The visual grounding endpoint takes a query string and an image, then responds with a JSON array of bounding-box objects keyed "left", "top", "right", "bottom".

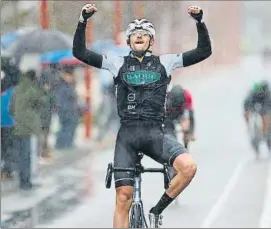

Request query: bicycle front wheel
[
  {"left": 250, "top": 113, "right": 262, "bottom": 154},
  {"left": 129, "top": 203, "right": 143, "bottom": 228}
]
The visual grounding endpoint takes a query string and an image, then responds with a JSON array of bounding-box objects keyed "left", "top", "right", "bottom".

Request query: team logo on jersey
[
  {"left": 123, "top": 71, "right": 161, "bottom": 85},
  {"left": 129, "top": 66, "right": 135, "bottom": 71},
  {"left": 127, "top": 93, "right": 135, "bottom": 102}
]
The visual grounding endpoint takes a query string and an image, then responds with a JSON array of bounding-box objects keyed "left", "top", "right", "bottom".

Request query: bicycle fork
[{"left": 130, "top": 176, "right": 149, "bottom": 228}]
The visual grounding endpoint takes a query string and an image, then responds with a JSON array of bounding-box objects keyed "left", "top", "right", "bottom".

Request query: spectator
[
  {"left": 10, "top": 70, "right": 45, "bottom": 190},
  {"left": 55, "top": 67, "right": 79, "bottom": 149},
  {"left": 1, "top": 54, "right": 19, "bottom": 180},
  {"left": 1, "top": 53, "right": 19, "bottom": 93},
  {"left": 39, "top": 64, "right": 60, "bottom": 161},
  {"left": 1, "top": 87, "right": 16, "bottom": 179}
]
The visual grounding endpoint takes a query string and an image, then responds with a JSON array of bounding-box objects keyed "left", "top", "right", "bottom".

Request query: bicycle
[
  {"left": 175, "top": 123, "right": 191, "bottom": 150},
  {"left": 105, "top": 152, "right": 171, "bottom": 228},
  {"left": 248, "top": 103, "right": 265, "bottom": 159}
]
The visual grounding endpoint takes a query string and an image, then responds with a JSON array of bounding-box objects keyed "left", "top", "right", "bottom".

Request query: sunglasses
[{"left": 131, "top": 30, "right": 151, "bottom": 37}]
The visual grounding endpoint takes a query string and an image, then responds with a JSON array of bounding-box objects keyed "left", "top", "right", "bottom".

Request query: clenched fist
[
  {"left": 79, "top": 4, "right": 98, "bottom": 23},
  {"left": 188, "top": 6, "right": 203, "bottom": 23}
]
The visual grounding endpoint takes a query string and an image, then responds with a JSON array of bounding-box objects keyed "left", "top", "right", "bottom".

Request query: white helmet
[{"left": 125, "top": 19, "right": 155, "bottom": 43}]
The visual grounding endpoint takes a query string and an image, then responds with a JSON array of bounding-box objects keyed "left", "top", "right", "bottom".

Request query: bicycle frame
[
  {"left": 105, "top": 153, "right": 171, "bottom": 228},
  {"left": 250, "top": 103, "right": 263, "bottom": 139},
  {"left": 130, "top": 163, "right": 148, "bottom": 228}
]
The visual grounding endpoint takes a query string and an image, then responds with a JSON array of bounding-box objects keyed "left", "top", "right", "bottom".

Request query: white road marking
[
  {"left": 259, "top": 159, "right": 271, "bottom": 228},
  {"left": 201, "top": 159, "right": 247, "bottom": 228}
]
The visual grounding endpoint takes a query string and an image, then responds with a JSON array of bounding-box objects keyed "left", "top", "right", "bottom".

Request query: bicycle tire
[
  {"left": 251, "top": 113, "right": 262, "bottom": 155},
  {"left": 129, "top": 203, "right": 143, "bottom": 228}
]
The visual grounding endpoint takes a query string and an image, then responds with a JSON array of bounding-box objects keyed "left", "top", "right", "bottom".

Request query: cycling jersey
[
  {"left": 244, "top": 89, "right": 271, "bottom": 115},
  {"left": 73, "top": 21, "right": 211, "bottom": 123},
  {"left": 184, "top": 89, "right": 193, "bottom": 110},
  {"left": 164, "top": 88, "right": 194, "bottom": 137},
  {"left": 166, "top": 88, "right": 193, "bottom": 120}
]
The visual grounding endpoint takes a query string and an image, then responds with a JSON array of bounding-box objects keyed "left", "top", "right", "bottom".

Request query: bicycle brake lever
[
  {"left": 163, "top": 164, "right": 171, "bottom": 189},
  {"left": 105, "top": 163, "right": 113, "bottom": 189}
]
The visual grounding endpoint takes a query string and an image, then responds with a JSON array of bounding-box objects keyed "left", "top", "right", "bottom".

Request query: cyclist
[
  {"left": 243, "top": 80, "right": 271, "bottom": 153},
  {"left": 165, "top": 85, "right": 195, "bottom": 206},
  {"left": 165, "top": 85, "right": 195, "bottom": 150},
  {"left": 73, "top": 4, "right": 211, "bottom": 228}
]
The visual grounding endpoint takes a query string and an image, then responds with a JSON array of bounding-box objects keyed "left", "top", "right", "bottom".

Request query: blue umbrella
[
  {"left": 5, "top": 29, "right": 73, "bottom": 64},
  {"left": 40, "top": 49, "right": 71, "bottom": 64},
  {"left": 40, "top": 49, "right": 83, "bottom": 66},
  {"left": 40, "top": 39, "right": 115, "bottom": 66},
  {"left": 1, "top": 33, "right": 18, "bottom": 49},
  {"left": 1, "top": 27, "right": 36, "bottom": 49},
  {"left": 90, "top": 39, "right": 115, "bottom": 53}
]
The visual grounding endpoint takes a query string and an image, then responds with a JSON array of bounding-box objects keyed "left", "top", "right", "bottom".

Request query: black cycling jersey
[
  {"left": 244, "top": 89, "right": 271, "bottom": 115},
  {"left": 73, "top": 21, "right": 211, "bottom": 123}
]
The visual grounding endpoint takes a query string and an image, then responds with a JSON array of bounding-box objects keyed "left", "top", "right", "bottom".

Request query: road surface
[{"left": 39, "top": 58, "right": 271, "bottom": 228}]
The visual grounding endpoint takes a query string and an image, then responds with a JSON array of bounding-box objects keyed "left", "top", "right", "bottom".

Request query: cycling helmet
[
  {"left": 125, "top": 18, "right": 155, "bottom": 44},
  {"left": 169, "top": 85, "right": 186, "bottom": 107}
]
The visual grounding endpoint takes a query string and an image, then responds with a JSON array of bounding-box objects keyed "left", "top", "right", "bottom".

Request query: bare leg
[
  {"left": 150, "top": 153, "right": 197, "bottom": 215},
  {"left": 166, "top": 153, "right": 197, "bottom": 197},
  {"left": 113, "top": 186, "right": 134, "bottom": 228}
]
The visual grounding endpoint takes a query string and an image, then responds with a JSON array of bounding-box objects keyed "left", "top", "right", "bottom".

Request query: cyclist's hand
[
  {"left": 79, "top": 4, "right": 97, "bottom": 23},
  {"left": 188, "top": 6, "right": 203, "bottom": 23}
]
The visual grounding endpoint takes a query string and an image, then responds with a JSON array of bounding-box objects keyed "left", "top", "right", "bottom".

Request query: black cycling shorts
[
  {"left": 164, "top": 120, "right": 177, "bottom": 139},
  {"left": 113, "top": 121, "right": 187, "bottom": 188}
]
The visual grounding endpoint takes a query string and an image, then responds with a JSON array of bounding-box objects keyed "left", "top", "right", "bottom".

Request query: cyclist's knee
[
  {"left": 173, "top": 153, "right": 197, "bottom": 178},
  {"left": 116, "top": 186, "right": 133, "bottom": 210}
]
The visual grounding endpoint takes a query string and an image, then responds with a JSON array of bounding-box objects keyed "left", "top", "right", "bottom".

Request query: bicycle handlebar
[
  {"left": 105, "top": 163, "right": 171, "bottom": 190},
  {"left": 113, "top": 167, "right": 164, "bottom": 173}
]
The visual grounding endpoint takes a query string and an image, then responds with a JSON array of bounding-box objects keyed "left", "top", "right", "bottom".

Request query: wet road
[{"left": 40, "top": 59, "right": 271, "bottom": 228}]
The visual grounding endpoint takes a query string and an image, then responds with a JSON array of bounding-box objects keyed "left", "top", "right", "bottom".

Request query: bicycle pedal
[{"left": 158, "top": 215, "right": 163, "bottom": 225}]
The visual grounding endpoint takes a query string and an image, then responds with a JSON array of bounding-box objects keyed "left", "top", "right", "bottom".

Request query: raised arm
[
  {"left": 73, "top": 21, "right": 103, "bottom": 68},
  {"left": 72, "top": 4, "right": 124, "bottom": 76},
  {"left": 159, "top": 6, "right": 212, "bottom": 77},
  {"left": 182, "top": 21, "right": 211, "bottom": 67}
]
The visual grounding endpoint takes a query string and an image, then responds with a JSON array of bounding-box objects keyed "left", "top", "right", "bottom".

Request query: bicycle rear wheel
[
  {"left": 250, "top": 113, "right": 262, "bottom": 156},
  {"left": 129, "top": 203, "right": 143, "bottom": 228}
]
